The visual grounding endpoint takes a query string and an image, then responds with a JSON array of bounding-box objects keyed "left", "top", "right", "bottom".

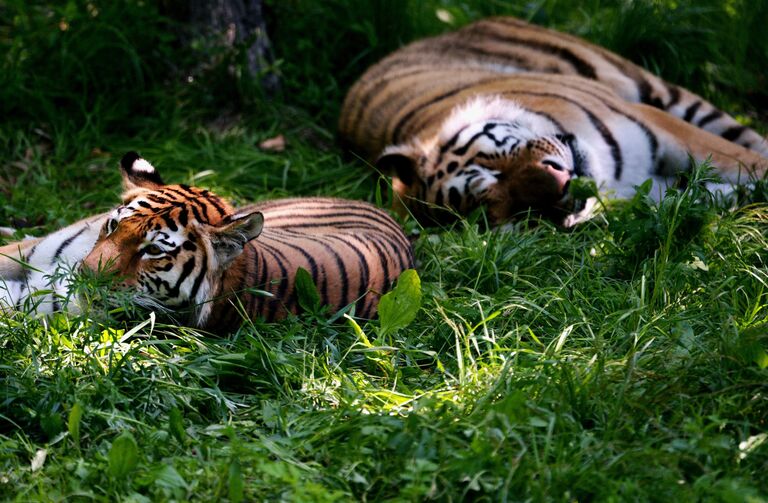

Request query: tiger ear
[
  {"left": 210, "top": 208, "right": 264, "bottom": 267},
  {"left": 376, "top": 145, "right": 420, "bottom": 187},
  {"left": 120, "top": 151, "right": 165, "bottom": 192}
]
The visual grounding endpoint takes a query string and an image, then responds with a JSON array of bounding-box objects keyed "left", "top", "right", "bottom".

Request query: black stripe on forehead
[
  {"left": 170, "top": 186, "right": 229, "bottom": 221},
  {"left": 391, "top": 77, "right": 509, "bottom": 143},
  {"left": 127, "top": 185, "right": 231, "bottom": 226}
]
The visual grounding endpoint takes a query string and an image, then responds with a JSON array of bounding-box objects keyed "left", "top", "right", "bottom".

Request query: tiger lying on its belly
[
  {"left": 0, "top": 153, "right": 414, "bottom": 329},
  {"left": 339, "top": 16, "right": 768, "bottom": 226}
]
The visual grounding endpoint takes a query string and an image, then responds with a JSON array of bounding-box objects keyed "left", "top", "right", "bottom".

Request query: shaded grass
[{"left": 2, "top": 0, "right": 768, "bottom": 500}]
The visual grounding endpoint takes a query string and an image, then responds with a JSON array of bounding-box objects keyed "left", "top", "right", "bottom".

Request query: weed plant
[{"left": 1, "top": 0, "right": 767, "bottom": 500}]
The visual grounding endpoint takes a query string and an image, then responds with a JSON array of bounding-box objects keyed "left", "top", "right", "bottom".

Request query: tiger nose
[
  {"left": 81, "top": 253, "right": 111, "bottom": 275},
  {"left": 81, "top": 246, "right": 120, "bottom": 276},
  {"left": 541, "top": 160, "right": 572, "bottom": 193},
  {"left": 80, "top": 255, "right": 136, "bottom": 288},
  {"left": 80, "top": 254, "right": 100, "bottom": 275}
]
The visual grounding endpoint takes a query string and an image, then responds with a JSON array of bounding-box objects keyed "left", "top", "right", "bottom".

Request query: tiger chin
[
  {"left": 340, "top": 16, "right": 768, "bottom": 227},
  {"left": 1, "top": 152, "right": 414, "bottom": 330}
]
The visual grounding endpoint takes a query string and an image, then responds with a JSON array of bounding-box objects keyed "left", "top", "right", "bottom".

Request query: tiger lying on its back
[
  {"left": 340, "top": 16, "right": 768, "bottom": 226},
  {"left": 0, "top": 153, "right": 414, "bottom": 329}
]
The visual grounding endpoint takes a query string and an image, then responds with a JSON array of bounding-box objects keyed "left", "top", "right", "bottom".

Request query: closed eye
[
  {"left": 542, "top": 160, "right": 566, "bottom": 172},
  {"left": 104, "top": 218, "right": 118, "bottom": 235}
]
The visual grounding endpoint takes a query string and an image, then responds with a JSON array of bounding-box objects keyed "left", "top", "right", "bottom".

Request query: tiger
[
  {"left": 0, "top": 152, "right": 414, "bottom": 329},
  {"left": 0, "top": 214, "right": 107, "bottom": 315},
  {"left": 339, "top": 16, "right": 768, "bottom": 226}
]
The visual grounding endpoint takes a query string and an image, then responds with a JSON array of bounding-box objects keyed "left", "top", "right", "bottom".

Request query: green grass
[{"left": 2, "top": 0, "right": 768, "bottom": 501}]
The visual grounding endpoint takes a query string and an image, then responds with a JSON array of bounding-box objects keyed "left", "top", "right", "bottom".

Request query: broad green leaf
[
  {"left": 228, "top": 458, "right": 244, "bottom": 503},
  {"left": 569, "top": 176, "right": 598, "bottom": 200},
  {"left": 152, "top": 464, "right": 188, "bottom": 490},
  {"left": 378, "top": 269, "right": 422, "bottom": 337},
  {"left": 168, "top": 407, "right": 186, "bottom": 444},
  {"left": 68, "top": 402, "right": 83, "bottom": 449},
  {"left": 294, "top": 267, "right": 321, "bottom": 312},
  {"left": 109, "top": 431, "right": 139, "bottom": 479}
]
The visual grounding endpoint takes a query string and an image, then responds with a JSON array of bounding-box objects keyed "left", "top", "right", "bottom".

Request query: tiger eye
[{"left": 143, "top": 244, "right": 163, "bottom": 256}]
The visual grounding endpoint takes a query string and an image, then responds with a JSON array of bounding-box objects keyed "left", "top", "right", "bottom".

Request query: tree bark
[{"left": 166, "top": 0, "right": 279, "bottom": 94}]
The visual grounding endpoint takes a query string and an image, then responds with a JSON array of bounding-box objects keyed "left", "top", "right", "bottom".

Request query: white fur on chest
[{"left": 0, "top": 214, "right": 106, "bottom": 315}]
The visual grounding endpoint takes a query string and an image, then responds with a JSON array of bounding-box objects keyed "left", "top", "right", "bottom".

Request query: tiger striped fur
[
  {"left": 0, "top": 214, "right": 107, "bottom": 314},
  {"left": 340, "top": 16, "right": 768, "bottom": 226},
  {"left": 1, "top": 153, "right": 414, "bottom": 329}
]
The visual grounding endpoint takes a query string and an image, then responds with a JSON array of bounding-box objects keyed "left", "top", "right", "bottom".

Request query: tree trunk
[{"left": 166, "top": 0, "right": 279, "bottom": 94}]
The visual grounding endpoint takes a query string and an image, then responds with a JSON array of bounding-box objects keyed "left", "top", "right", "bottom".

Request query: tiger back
[
  {"left": 77, "top": 153, "right": 414, "bottom": 329},
  {"left": 340, "top": 16, "right": 768, "bottom": 226}
]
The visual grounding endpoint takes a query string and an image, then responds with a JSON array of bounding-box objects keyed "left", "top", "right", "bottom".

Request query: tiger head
[
  {"left": 377, "top": 96, "right": 593, "bottom": 226},
  {"left": 81, "top": 152, "right": 264, "bottom": 325}
]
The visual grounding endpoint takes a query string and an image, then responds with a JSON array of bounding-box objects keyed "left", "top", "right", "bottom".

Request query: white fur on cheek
[{"left": 442, "top": 166, "right": 501, "bottom": 199}]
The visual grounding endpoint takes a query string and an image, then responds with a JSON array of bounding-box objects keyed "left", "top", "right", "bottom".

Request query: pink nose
[
  {"left": 81, "top": 253, "right": 107, "bottom": 275},
  {"left": 81, "top": 244, "right": 120, "bottom": 276},
  {"left": 542, "top": 161, "right": 572, "bottom": 193}
]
